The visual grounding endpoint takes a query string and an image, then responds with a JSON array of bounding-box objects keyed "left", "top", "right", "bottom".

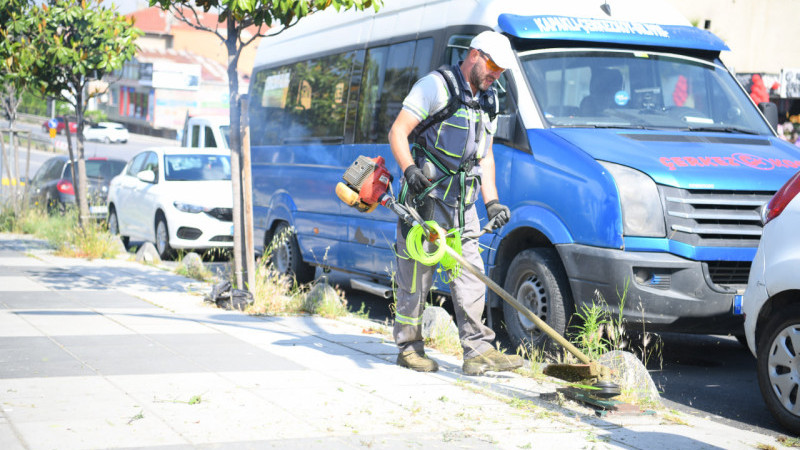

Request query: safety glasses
[{"left": 478, "top": 50, "right": 504, "bottom": 72}]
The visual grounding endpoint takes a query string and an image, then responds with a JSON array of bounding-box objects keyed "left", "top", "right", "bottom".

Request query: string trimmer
[{"left": 335, "top": 156, "right": 621, "bottom": 398}]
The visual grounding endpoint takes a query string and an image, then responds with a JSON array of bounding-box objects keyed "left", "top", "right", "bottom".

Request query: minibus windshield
[{"left": 520, "top": 49, "right": 773, "bottom": 135}]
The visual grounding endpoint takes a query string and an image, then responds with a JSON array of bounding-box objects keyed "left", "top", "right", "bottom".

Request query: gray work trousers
[{"left": 393, "top": 199, "right": 495, "bottom": 359}]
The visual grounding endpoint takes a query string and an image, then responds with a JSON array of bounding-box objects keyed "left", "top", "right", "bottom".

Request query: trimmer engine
[{"left": 336, "top": 156, "right": 393, "bottom": 212}]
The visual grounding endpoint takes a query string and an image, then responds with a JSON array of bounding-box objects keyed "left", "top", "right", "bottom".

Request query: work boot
[
  {"left": 462, "top": 348, "right": 524, "bottom": 376},
  {"left": 397, "top": 350, "right": 439, "bottom": 372}
]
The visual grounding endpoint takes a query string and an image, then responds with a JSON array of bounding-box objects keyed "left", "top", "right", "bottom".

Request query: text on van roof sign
[{"left": 499, "top": 14, "right": 729, "bottom": 52}]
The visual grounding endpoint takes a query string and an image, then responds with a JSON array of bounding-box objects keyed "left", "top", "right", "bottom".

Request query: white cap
[{"left": 470, "top": 31, "right": 515, "bottom": 70}]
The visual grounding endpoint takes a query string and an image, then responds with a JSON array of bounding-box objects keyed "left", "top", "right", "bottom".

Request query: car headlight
[
  {"left": 599, "top": 161, "right": 666, "bottom": 237},
  {"left": 173, "top": 201, "right": 207, "bottom": 214}
]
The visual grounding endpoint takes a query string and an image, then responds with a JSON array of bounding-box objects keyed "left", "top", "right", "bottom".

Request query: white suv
[{"left": 742, "top": 169, "right": 800, "bottom": 434}]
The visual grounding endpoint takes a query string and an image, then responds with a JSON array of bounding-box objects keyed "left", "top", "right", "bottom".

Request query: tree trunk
[{"left": 74, "top": 84, "right": 90, "bottom": 227}]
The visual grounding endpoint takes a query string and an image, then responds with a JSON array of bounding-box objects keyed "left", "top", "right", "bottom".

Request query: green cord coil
[{"left": 405, "top": 221, "right": 462, "bottom": 279}]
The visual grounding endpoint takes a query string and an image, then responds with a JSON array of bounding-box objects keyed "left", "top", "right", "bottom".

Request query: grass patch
[{"left": 1, "top": 204, "right": 118, "bottom": 259}]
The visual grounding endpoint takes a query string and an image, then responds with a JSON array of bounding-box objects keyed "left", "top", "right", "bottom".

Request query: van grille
[{"left": 659, "top": 186, "right": 773, "bottom": 248}]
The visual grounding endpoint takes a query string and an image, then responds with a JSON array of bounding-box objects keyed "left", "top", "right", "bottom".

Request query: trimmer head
[{"left": 591, "top": 380, "right": 622, "bottom": 399}]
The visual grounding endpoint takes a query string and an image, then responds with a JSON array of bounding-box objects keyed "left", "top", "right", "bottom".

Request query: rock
[
  {"left": 111, "top": 236, "right": 128, "bottom": 255},
  {"left": 598, "top": 350, "right": 661, "bottom": 407},
  {"left": 182, "top": 252, "right": 203, "bottom": 271},
  {"left": 135, "top": 242, "right": 161, "bottom": 265},
  {"left": 422, "top": 306, "right": 458, "bottom": 341},
  {"left": 304, "top": 282, "right": 341, "bottom": 313}
]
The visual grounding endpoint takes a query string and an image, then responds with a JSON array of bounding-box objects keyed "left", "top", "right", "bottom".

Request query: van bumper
[{"left": 556, "top": 243, "right": 742, "bottom": 334}]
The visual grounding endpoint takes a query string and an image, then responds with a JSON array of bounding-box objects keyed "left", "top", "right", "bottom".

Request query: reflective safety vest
[{"left": 400, "top": 64, "right": 499, "bottom": 228}]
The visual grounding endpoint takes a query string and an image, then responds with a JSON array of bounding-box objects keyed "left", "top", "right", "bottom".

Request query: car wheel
[
  {"left": 107, "top": 207, "right": 129, "bottom": 249},
  {"left": 757, "top": 307, "right": 800, "bottom": 434},
  {"left": 268, "top": 221, "right": 315, "bottom": 284},
  {"left": 155, "top": 215, "right": 173, "bottom": 259},
  {"left": 502, "top": 248, "right": 574, "bottom": 351}
]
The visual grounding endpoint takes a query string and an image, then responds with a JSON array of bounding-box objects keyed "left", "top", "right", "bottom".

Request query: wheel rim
[
  {"left": 516, "top": 272, "right": 548, "bottom": 337},
  {"left": 156, "top": 220, "right": 168, "bottom": 255},
  {"left": 273, "top": 238, "right": 291, "bottom": 274},
  {"left": 767, "top": 324, "right": 800, "bottom": 417}
]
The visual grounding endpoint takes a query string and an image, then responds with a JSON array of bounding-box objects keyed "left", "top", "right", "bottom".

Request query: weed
[
  {"left": 756, "top": 444, "right": 777, "bottom": 450},
  {"left": 247, "top": 255, "right": 305, "bottom": 315},
  {"left": 1, "top": 205, "right": 118, "bottom": 259},
  {"left": 127, "top": 410, "right": 144, "bottom": 425},
  {"left": 175, "top": 261, "right": 214, "bottom": 282},
  {"left": 778, "top": 436, "right": 800, "bottom": 448},
  {"left": 661, "top": 413, "right": 689, "bottom": 426}
]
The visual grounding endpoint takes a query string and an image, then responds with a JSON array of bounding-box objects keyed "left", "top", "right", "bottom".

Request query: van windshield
[{"left": 520, "top": 49, "right": 773, "bottom": 135}]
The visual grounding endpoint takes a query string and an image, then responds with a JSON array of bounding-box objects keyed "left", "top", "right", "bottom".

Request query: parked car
[
  {"left": 106, "top": 147, "right": 233, "bottom": 258},
  {"left": 742, "top": 169, "right": 800, "bottom": 434},
  {"left": 28, "top": 156, "right": 127, "bottom": 219},
  {"left": 82, "top": 122, "right": 129, "bottom": 144},
  {"left": 41, "top": 116, "right": 77, "bottom": 135}
]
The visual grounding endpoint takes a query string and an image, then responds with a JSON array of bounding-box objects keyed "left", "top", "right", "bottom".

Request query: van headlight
[
  {"left": 599, "top": 161, "right": 666, "bottom": 237},
  {"left": 173, "top": 201, "right": 206, "bottom": 214}
]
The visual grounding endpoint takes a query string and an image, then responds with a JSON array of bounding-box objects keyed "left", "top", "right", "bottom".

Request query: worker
[{"left": 388, "top": 31, "right": 523, "bottom": 375}]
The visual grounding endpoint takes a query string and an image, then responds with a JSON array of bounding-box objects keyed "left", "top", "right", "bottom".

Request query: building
[
  {"left": 668, "top": 0, "right": 800, "bottom": 126},
  {"left": 95, "top": 6, "right": 262, "bottom": 138}
]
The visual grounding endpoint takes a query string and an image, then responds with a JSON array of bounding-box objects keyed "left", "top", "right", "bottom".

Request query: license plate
[{"left": 90, "top": 205, "right": 108, "bottom": 215}]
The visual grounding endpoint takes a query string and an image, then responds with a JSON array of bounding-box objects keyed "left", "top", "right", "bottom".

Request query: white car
[
  {"left": 742, "top": 169, "right": 800, "bottom": 434},
  {"left": 107, "top": 147, "right": 233, "bottom": 258},
  {"left": 83, "top": 122, "right": 129, "bottom": 144}
]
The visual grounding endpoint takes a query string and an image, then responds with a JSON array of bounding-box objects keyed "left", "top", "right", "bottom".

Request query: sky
[{"left": 107, "top": 0, "right": 149, "bottom": 15}]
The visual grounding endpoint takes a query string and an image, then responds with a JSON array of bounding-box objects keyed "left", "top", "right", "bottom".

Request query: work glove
[
  {"left": 404, "top": 165, "right": 432, "bottom": 197},
  {"left": 485, "top": 200, "right": 510, "bottom": 229}
]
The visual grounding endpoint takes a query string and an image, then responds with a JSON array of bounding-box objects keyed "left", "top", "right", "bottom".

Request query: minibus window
[
  {"left": 355, "top": 39, "right": 434, "bottom": 144},
  {"left": 249, "top": 50, "right": 359, "bottom": 145}
]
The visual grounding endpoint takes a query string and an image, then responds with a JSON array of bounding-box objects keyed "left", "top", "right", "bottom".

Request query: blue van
[{"left": 246, "top": 0, "right": 800, "bottom": 348}]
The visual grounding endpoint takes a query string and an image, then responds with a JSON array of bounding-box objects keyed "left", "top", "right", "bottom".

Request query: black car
[{"left": 29, "top": 156, "right": 126, "bottom": 219}]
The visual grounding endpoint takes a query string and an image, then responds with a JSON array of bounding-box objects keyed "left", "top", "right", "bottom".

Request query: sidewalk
[{"left": 0, "top": 233, "right": 788, "bottom": 449}]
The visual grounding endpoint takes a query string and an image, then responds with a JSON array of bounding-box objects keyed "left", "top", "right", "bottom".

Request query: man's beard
[{"left": 469, "top": 64, "right": 492, "bottom": 92}]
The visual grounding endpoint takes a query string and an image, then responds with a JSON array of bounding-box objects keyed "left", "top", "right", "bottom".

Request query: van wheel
[
  {"left": 502, "top": 248, "right": 573, "bottom": 351},
  {"left": 757, "top": 306, "right": 800, "bottom": 435},
  {"left": 269, "top": 222, "right": 315, "bottom": 284}
]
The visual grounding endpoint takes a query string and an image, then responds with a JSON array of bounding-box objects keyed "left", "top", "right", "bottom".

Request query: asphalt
[{"left": 0, "top": 232, "right": 791, "bottom": 449}]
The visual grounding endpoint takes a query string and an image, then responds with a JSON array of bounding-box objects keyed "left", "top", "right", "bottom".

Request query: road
[{"left": 1, "top": 118, "right": 177, "bottom": 182}]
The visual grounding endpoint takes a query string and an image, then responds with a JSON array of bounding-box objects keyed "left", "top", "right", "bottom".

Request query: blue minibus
[{"left": 246, "top": 0, "right": 800, "bottom": 348}]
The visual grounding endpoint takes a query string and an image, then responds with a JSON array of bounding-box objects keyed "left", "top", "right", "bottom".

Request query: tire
[
  {"left": 155, "top": 215, "right": 173, "bottom": 259},
  {"left": 269, "top": 221, "right": 315, "bottom": 284},
  {"left": 757, "top": 307, "right": 800, "bottom": 434},
  {"left": 107, "top": 207, "right": 129, "bottom": 249},
  {"left": 502, "top": 248, "right": 574, "bottom": 351}
]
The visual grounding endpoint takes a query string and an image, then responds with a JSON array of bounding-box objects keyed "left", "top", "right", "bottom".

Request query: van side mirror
[
  {"left": 495, "top": 114, "right": 516, "bottom": 143},
  {"left": 136, "top": 170, "right": 156, "bottom": 183},
  {"left": 758, "top": 102, "right": 778, "bottom": 132}
]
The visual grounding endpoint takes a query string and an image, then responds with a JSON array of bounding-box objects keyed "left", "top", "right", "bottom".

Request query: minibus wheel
[
  {"left": 269, "top": 221, "right": 315, "bottom": 284},
  {"left": 502, "top": 247, "right": 573, "bottom": 351}
]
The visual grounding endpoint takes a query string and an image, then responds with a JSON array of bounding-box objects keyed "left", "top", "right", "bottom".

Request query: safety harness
[{"left": 399, "top": 65, "right": 498, "bottom": 233}]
